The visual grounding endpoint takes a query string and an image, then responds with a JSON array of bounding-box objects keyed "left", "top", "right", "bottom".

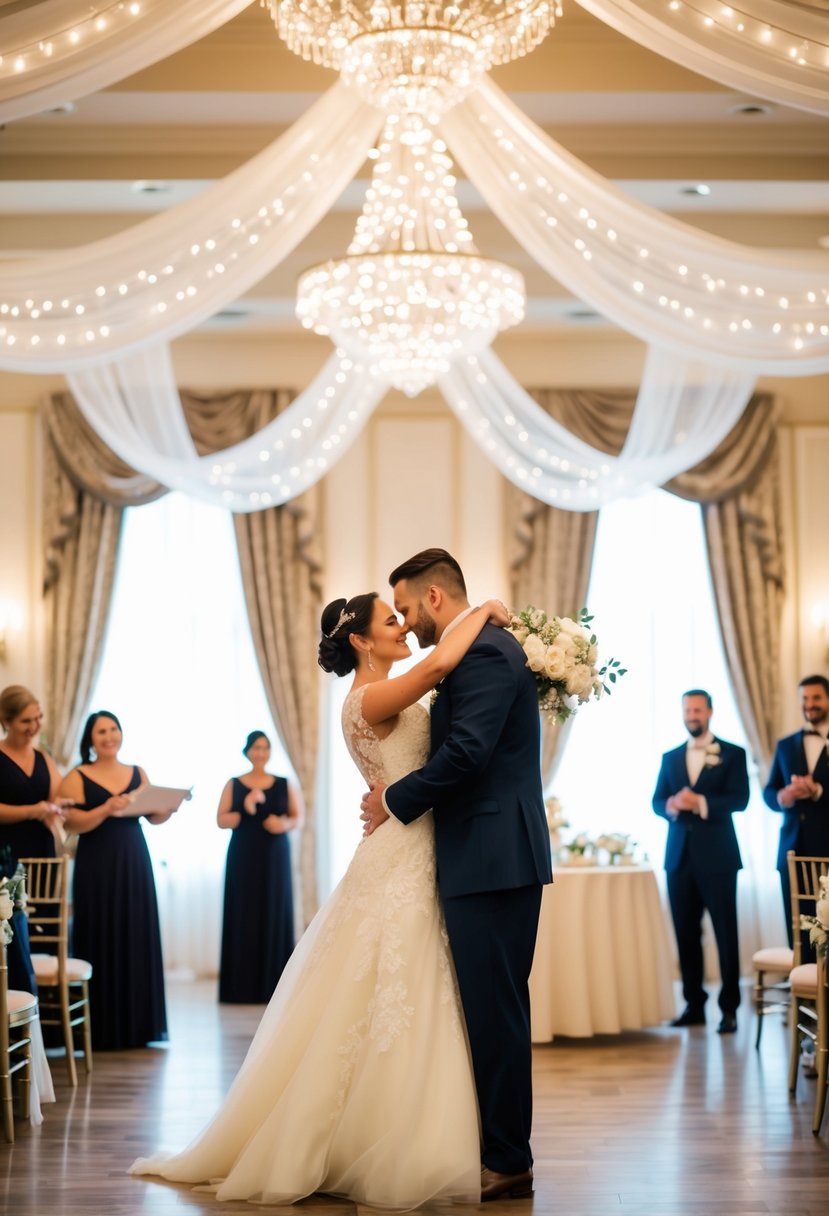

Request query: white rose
[
  {"left": 510, "top": 625, "right": 529, "bottom": 645},
  {"left": 529, "top": 608, "right": 546, "bottom": 629},
  {"left": 565, "top": 666, "right": 595, "bottom": 700},
  {"left": 523, "top": 633, "right": 547, "bottom": 673},
  {"left": 0, "top": 890, "right": 13, "bottom": 921},
  {"left": 556, "top": 631, "right": 577, "bottom": 656},
  {"left": 557, "top": 617, "right": 584, "bottom": 639},
  {"left": 544, "top": 644, "right": 570, "bottom": 681}
]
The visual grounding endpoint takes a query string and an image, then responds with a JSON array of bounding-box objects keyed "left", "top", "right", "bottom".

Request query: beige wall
[{"left": 0, "top": 332, "right": 826, "bottom": 743}]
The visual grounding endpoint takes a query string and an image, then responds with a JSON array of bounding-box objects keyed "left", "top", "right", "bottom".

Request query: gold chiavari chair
[
  {"left": 786, "top": 851, "right": 829, "bottom": 1134},
  {"left": 752, "top": 942, "right": 793, "bottom": 1049},
  {"left": 0, "top": 937, "right": 38, "bottom": 1142},
  {"left": 20, "top": 856, "right": 93, "bottom": 1087}
]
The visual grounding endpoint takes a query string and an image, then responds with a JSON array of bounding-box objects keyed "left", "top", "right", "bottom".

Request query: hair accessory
[{"left": 326, "top": 608, "right": 357, "bottom": 638}]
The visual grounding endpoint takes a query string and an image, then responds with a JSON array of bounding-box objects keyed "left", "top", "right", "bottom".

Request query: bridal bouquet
[
  {"left": 507, "top": 606, "right": 625, "bottom": 724},
  {"left": 801, "top": 874, "right": 829, "bottom": 958}
]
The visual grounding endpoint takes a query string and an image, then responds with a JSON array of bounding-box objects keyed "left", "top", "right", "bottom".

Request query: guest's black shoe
[
  {"left": 669, "top": 1007, "right": 706, "bottom": 1027},
  {"left": 717, "top": 1013, "right": 738, "bottom": 1034}
]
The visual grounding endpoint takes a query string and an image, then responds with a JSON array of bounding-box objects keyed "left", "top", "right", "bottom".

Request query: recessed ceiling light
[
  {"left": 131, "top": 180, "right": 171, "bottom": 195},
  {"left": 680, "top": 184, "right": 711, "bottom": 197},
  {"left": 729, "top": 102, "right": 773, "bottom": 116}
]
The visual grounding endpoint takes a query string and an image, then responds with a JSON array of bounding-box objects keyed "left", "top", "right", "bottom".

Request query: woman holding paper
[
  {"left": 59, "top": 710, "right": 170, "bottom": 1049},
  {"left": 217, "top": 731, "right": 302, "bottom": 1004}
]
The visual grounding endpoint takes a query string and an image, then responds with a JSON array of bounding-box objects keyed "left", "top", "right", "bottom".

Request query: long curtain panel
[{"left": 43, "top": 387, "right": 324, "bottom": 926}]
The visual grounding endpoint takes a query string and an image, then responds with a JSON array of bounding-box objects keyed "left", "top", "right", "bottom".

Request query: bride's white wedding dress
[{"left": 130, "top": 686, "right": 480, "bottom": 1207}]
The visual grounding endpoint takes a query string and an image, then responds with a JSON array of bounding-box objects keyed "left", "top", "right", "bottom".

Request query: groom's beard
[{"left": 413, "top": 605, "right": 438, "bottom": 648}]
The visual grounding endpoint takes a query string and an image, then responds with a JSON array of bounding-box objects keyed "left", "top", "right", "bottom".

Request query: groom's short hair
[{"left": 389, "top": 548, "right": 467, "bottom": 598}]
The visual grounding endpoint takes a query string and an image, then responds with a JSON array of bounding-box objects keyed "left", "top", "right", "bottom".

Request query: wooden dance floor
[{"left": 1, "top": 980, "right": 827, "bottom": 1215}]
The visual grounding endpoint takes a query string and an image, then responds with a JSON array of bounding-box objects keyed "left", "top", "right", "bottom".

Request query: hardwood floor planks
[{"left": 1, "top": 981, "right": 827, "bottom": 1215}]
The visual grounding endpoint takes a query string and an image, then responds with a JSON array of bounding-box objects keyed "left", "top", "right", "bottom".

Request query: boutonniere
[
  {"left": 704, "top": 741, "right": 721, "bottom": 767},
  {"left": 429, "top": 681, "right": 444, "bottom": 709}
]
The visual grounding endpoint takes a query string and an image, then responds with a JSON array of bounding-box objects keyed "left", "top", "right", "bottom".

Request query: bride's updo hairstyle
[{"left": 318, "top": 593, "right": 378, "bottom": 677}]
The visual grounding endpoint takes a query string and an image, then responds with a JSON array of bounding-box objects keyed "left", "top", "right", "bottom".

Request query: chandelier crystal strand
[
  {"left": 263, "top": 0, "right": 560, "bottom": 116},
  {"left": 296, "top": 113, "right": 526, "bottom": 396}
]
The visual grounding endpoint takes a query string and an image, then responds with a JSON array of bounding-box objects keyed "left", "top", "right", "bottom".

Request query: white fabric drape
[
  {"left": 0, "top": 0, "right": 253, "bottom": 123},
  {"left": 443, "top": 80, "right": 829, "bottom": 374},
  {"left": 0, "top": 81, "right": 382, "bottom": 371},
  {"left": 67, "top": 344, "right": 387, "bottom": 511},
  {"left": 576, "top": 0, "right": 829, "bottom": 118},
  {"left": 440, "top": 346, "right": 755, "bottom": 510}
]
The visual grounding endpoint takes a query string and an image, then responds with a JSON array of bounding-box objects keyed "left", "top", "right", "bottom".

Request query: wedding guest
[
  {"left": 763, "top": 674, "right": 829, "bottom": 946},
  {"left": 217, "top": 731, "right": 301, "bottom": 1004},
  {"left": 58, "top": 710, "right": 171, "bottom": 1049},
  {"left": 0, "top": 684, "right": 68, "bottom": 992},
  {"left": 653, "top": 689, "right": 749, "bottom": 1034}
]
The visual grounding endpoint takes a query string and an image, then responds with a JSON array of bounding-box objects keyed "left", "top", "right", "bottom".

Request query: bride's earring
[{"left": 367, "top": 649, "right": 375, "bottom": 671}]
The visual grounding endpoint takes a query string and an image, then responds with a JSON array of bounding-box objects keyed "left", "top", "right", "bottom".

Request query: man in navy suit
[
  {"left": 652, "top": 689, "right": 749, "bottom": 1034},
  {"left": 360, "top": 549, "right": 552, "bottom": 1202},
  {"left": 763, "top": 674, "right": 829, "bottom": 946}
]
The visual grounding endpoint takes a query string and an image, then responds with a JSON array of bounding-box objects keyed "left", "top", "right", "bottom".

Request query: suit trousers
[
  {"left": 442, "top": 883, "right": 542, "bottom": 1175},
  {"left": 667, "top": 859, "right": 740, "bottom": 1014}
]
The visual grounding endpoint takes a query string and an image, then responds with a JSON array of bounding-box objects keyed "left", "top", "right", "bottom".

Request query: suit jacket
[
  {"left": 652, "top": 737, "right": 749, "bottom": 874},
  {"left": 385, "top": 622, "right": 553, "bottom": 899},
  {"left": 762, "top": 729, "right": 829, "bottom": 867}
]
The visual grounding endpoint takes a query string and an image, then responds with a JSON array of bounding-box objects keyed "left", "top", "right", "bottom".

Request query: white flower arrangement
[
  {"left": 0, "top": 865, "right": 26, "bottom": 947},
  {"left": 557, "top": 830, "right": 640, "bottom": 867},
  {"left": 801, "top": 874, "right": 829, "bottom": 959},
  {"left": 507, "top": 606, "right": 626, "bottom": 724},
  {"left": 704, "top": 741, "right": 722, "bottom": 767}
]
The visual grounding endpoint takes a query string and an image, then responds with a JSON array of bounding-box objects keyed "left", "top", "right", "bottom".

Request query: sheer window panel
[
  {"left": 87, "top": 492, "right": 294, "bottom": 978},
  {"left": 552, "top": 488, "right": 783, "bottom": 968}
]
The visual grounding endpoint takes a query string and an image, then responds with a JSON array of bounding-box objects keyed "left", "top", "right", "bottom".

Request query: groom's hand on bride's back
[{"left": 360, "top": 782, "right": 389, "bottom": 837}]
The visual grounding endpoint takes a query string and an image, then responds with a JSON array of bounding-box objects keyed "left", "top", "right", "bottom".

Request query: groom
[{"left": 361, "top": 548, "right": 552, "bottom": 1201}]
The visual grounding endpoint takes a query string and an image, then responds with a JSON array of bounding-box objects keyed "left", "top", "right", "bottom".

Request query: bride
[{"left": 130, "top": 590, "right": 509, "bottom": 1208}]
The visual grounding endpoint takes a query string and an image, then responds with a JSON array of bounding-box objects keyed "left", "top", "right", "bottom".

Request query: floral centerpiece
[
  {"left": 507, "top": 606, "right": 625, "bottom": 724},
  {"left": 595, "top": 833, "right": 638, "bottom": 866},
  {"left": 801, "top": 874, "right": 829, "bottom": 958}
]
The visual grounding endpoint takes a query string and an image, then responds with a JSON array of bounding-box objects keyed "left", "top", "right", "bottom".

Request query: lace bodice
[{"left": 341, "top": 684, "right": 431, "bottom": 786}]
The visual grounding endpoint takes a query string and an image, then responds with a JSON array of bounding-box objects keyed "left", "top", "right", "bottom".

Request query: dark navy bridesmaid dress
[
  {"left": 219, "top": 776, "right": 295, "bottom": 1003},
  {"left": 72, "top": 767, "right": 167, "bottom": 1049},
  {"left": 0, "top": 749, "right": 56, "bottom": 994}
]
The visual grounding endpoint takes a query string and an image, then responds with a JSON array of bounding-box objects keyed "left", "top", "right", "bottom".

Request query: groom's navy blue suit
[{"left": 385, "top": 621, "right": 552, "bottom": 1175}]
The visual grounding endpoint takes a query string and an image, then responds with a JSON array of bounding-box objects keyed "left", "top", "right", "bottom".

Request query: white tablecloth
[{"left": 529, "top": 865, "right": 675, "bottom": 1041}]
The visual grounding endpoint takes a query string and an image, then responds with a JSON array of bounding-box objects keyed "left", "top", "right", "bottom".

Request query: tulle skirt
[{"left": 130, "top": 818, "right": 480, "bottom": 1207}]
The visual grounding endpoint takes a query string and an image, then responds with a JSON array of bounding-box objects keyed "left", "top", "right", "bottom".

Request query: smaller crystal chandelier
[
  {"left": 263, "top": 0, "right": 561, "bottom": 117},
  {"left": 296, "top": 115, "right": 525, "bottom": 397}
]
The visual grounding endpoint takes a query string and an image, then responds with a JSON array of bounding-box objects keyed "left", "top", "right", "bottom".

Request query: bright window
[{"left": 87, "top": 492, "right": 292, "bottom": 975}]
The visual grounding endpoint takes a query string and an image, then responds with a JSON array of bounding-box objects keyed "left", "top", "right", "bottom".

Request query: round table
[{"left": 529, "top": 864, "right": 675, "bottom": 1040}]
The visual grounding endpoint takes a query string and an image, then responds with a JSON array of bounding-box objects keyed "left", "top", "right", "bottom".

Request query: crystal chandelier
[
  {"left": 263, "top": 0, "right": 561, "bottom": 117},
  {"left": 296, "top": 115, "right": 526, "bottom": 397}
]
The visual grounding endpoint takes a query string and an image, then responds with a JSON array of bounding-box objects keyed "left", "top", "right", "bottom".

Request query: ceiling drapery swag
[
  {"left": 0, "top": 81, "right": 382, "bottom": 371},
  {"left": 439, "top": 346, "right": 756, "bottom": 510},
  {"left": 67, "top": 344, "right": 387, "bottom": 512},
  {"left": 0, "top": 0, "right": 254, "bottom": 123},
  {"left": 575, "top": 0, "right": 829, "bottom": 118},
  {"left": 442, "top": 79, "right": 829, "bottom": 374}
]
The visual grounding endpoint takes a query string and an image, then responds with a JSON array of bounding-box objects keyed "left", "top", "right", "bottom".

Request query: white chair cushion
[
  {"left": 753, "top": 946, "right": 794, "bottom": 970},
  {"left": 30, "top": 953, "right": 93, "bottom": 983},
  {"left": 7, "top": 989, "right": 37, "bottom": 1016},
  {"left": 790, "top": 962, "right": 818, "bottom": 995}
]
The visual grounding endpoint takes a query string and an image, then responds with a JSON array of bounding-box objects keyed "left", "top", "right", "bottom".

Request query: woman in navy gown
[
  {"left": 59, "top": 711, "right": 172, "bottom": 1049},
  {"left": 218, "top": 731, "right": 301, "bottom": 1004},
  {"left": 0, "top": 685, "right": 67, "bottom": 993}
]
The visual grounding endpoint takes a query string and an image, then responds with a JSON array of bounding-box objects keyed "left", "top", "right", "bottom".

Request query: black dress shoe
[
  {"left": 669, "top": 1007, "right": 706, "bottom": 1027},
  {"left": 480, "top": 1167, "right": 534, "bottom": 1202},
  {"left": 717, "top": 1013, "right": 737, "bottom": 1034}
]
